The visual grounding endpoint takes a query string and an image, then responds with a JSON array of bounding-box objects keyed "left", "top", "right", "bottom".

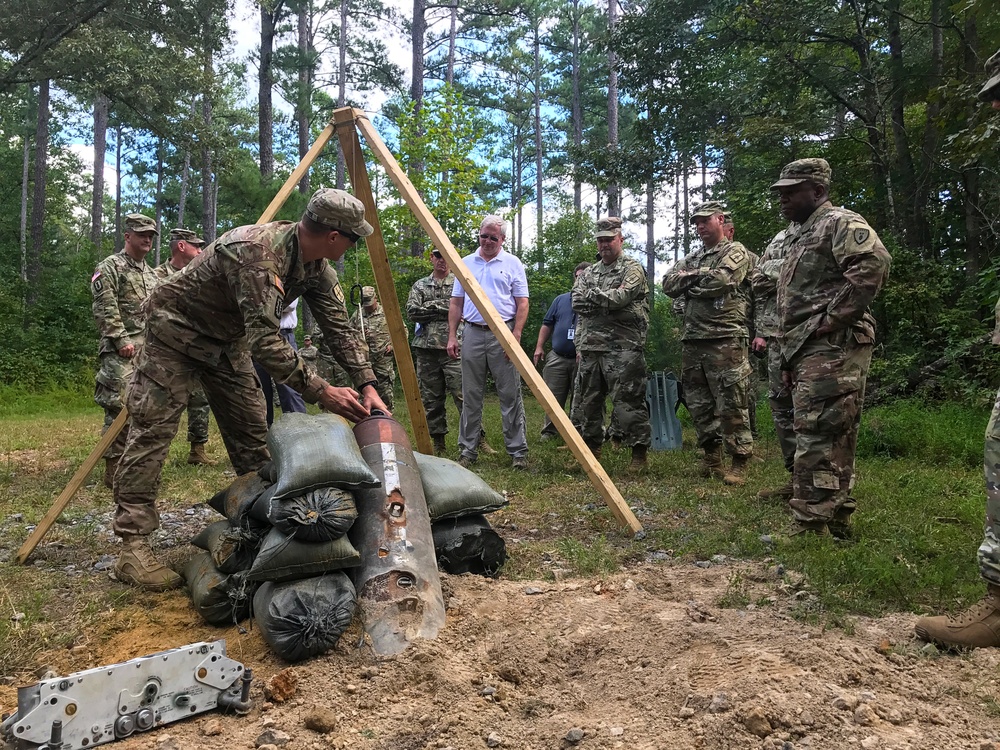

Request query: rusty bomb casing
[{"left": 351, "top": 414, "right": 445, "bottom": 655}]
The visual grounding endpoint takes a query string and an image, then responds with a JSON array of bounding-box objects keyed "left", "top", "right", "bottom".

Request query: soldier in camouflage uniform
[
  {"left": 154, "top": 228, "right": 213, "bottom": 465},
  {"left": 772, "top": 159, "right": 890, "bottom": 537},
  {"left": 749, "top": 226, "right": 799, "bottom": 500},
  {"left": 299, "top": 335, "right": 318, "bottom": 366},
  {"left": 915, "top": 52, "right": 1000, "bottom": 649},
  {"left": 571, "top": 217, "right": 651, "bottom": 468},
  {"left": 91, "top": 214, "right": 159, "bottom": 489},
  {"left": 724, "top": 212, "right": 761, "bottom": 439},
  {"left": 662, "top": 201, "right": 754, "bottom": 485},
  {"left": 351, "top": 286, "right": 395, "bottom": 410},
  {"left": 112, "top": 188, "right": 386, "bottom": 591},
  {"left": 407, "top": 249, "right": 465, "bottom": 453}
]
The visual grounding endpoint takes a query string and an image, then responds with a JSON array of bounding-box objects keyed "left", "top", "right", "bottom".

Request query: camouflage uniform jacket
[
  {"left": 571, "top": 254, "right": 649, "bottom": 352},
  {"left": 749, "top": 226, "right": 797, "bottom": 339},
  {"left": 91, "top": 251, "right": 157, "bottom": 355},
  {"left": 153, "top": 259, "right": 184, "bottom": 283},
  {"left": 661, "top": 239, "right": 752, "bottom": 341},
  {"left": 777, "top": 202, "right": 891, "bottom": 363},
  {"left": 350, "top": 307, "right": 392, "bottom": 367},
  {"left": 144, "top": 221, "right": 375, "bottom": 403},
  {"left": 406, "top": 273, "right": 455, "bottom": 350},
  {"left": 299, "top": 344, "right": 319, "bottom": 364}
]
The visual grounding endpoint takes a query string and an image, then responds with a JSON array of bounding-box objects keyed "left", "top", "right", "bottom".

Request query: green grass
[{"left": 0, "top": 388, "right": 993, "bottom": 677}]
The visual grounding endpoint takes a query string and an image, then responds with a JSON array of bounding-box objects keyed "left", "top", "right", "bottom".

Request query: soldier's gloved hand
[
  {"left": 319, "top": 384, "right": 370, "bottom": 423},
  {"left": 118, "top": 343, "right": 136, "bottom": 358},
  {"left": 360, "top": 385, "right": 391, "bottom": 417}
]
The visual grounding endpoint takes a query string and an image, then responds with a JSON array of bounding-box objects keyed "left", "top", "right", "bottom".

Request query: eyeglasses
[
  {"left": 339, "top": 229, "right": 361, "bottom": 245},
  {"left": 479, "top": 233, "right": 501, "bottom": 242}
]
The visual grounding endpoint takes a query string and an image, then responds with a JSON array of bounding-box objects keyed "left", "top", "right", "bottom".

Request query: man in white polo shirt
[{"left": 447, "top": 215, "right": 530, "bottom": 470}]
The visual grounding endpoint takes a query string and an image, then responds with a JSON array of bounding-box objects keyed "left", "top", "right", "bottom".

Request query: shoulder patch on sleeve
[
  {"left": 852, "top": 227, "right": 870, "bottom": 246},
  {"left": 727, "top": 248, "right": 747, "bottom": 265},
  {"left": 274, "top": 274, "right": 285, "bottom": 296},
  {"left": 91, "top": 269, "right": 102, "bottom": 283}
]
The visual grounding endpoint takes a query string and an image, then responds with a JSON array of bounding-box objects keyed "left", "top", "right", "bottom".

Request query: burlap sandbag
[
  {"left": 414, "top": 452, "right": 508, "bottom": 520},
  {"left": 432, "top": 514, "right": 508, "bottom": 577},
  {"left": 253, "top": 574, "right": 356, "bottom": 662},
  {"left": 184, "top": 552, "right": 257, "bottom": 625},
  {"left": 267, "top": 413, "right": 380, "bottom": 500},
  {"left": 256, "top": 486, "right": 358, "bottom": 543},
  {"left": 247, "top": 528, "right": 361, "bottom": 583},
  {"left": 191, "top": 520, "right": 265, "bottom": 574},
  {"left": 207, "top": 471, "right": 271, "bottom": 525}
]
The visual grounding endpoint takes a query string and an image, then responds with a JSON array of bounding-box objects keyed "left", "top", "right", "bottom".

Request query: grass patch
[{"left": 0, "top": 385, "right": 993, "bottom": 675}]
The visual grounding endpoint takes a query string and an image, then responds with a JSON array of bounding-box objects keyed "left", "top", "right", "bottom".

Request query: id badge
[{"left": 567, "top": 327, "right": 575, "bottom": 340}]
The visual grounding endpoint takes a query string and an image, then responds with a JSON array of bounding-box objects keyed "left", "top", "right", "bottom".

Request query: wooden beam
[
  {"left": 17, "top": 116, "right": 343, "bottom": 565},
  {"left": 333, "top": 108, "right": 433, "bottom": 455},
  {"left": 349, "top": 108, "right": 643, "bottom": 535}
]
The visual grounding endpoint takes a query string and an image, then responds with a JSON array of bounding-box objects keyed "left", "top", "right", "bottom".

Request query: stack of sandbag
[
  {"left": 187, "top": 413, "right": 380, "bottom": 662},
  {"left": 414, "top": 452, "right": 510, "bottom": 577}
]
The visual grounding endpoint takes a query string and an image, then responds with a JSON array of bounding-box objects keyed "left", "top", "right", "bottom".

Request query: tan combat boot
[
  {"left": 433, "top": 436, "right": 447, "bottom": 456},
  {"left": 699, "top": 441, "right": 725, "bottom": 480},
  {"left": 723, "top": 454, "right": 751, "bottom": 486},
  {"left": 114, "top": 535, "right": 183, "bottom": 591},
  {"left": 477, "top": 437, "right": 498, "bottom": 456},
  {"left": 103, "top": 458, "right": 117, "bottom": 490},
  {"left": 757, "top": 478, "right": 794, "bottom": 502},
  {"left": 914, "top": 585, "right": 1000, "bottom": 649},
  {"left": 629, "top": 444, "right": 648, "bottom": 469},
  {"left": 187, "top": 442, "right": 211, "bottom": 465}
]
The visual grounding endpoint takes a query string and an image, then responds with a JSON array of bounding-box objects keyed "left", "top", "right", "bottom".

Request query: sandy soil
[{"left": 5, "top": 560, "right": 1000, "bottom": 750}]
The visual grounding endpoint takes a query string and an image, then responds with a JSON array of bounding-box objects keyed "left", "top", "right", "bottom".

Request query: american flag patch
[{"left": 91, "top": 270, "right": 102, "bottom": 282}]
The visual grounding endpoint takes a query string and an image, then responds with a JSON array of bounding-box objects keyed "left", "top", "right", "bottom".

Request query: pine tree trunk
[
  {"left": 114, "top": 123, "right": 123, "bottom": 252},
  {"left": 533, "top": 18, "right": 543, "bottom": 268},
  {"left": 91, "top": 92, "right": 108, "bottom": 247},
  {"left": 446, "top": 0, "right": 457, "bottom": 86},
  {"left": 155, "top": 140, "right": 164, "bottom": 265},
  {"left": 571, "top": 0, "right": 583, "bottom": 214},
  {"left": 202, "top": 52, "right": 216, "bottom": 242},
  {"left": 297, "top": 0, "right": 311, "bottom": 194},
  {"left": 915, "top": 0, "right": 943, "bottom": 259},
  {"left": 336, "top": 0, "right": 347, "bottom": 189},
  {"left": 681, "top": 157, "right": 690, "bottom": 257},
  {"left": 410, "top": 0, "right": 427, "bottom": 256},
  {"left": 646, "top": 177, "right": 655, "bottom": 305},
  {"left": 259, "top": 2, "right": 282, "bottom": 182},
  {"left": 20, "top": 89, "right": 31, "bottom": 286},
  {"left": 27, "top": 78, "right": 49, "bottom": 310},
  {"left": 960, "top": 11, "right": 982, "bottom": 281},
  {"left": 178, "top": 151, "right": 189, "bottom": 227},
  {"left": 606, "top": 0, "right": 620, "bottom": 217},
  {"left": 887, "top": 0, "right": 916, "bottom": 248}
]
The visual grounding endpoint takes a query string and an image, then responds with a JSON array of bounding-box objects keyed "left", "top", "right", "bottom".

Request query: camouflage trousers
[
  {"left": 114, "top": 334, "right": 269, "bottom": 537},
  {"left": 787, "top": 333, "right": 872, "bottom": 524},
  {"left": 571, "top": 348, "right": 650, "bottom": 450},
  {"left": 680, "top": 338, "right": 753, "bottom": 457},
  {"left": 371, "top": 356, "right": 396, "bottom": 411},
  {"left": 95, "top": 352, "right": 210, "bottom": 460},
  {"left": 979, "top": 385, "right": 1000, "bottom": 584},
  {"left": 766, "top": 338, "right": 796, "bottom": 473},
  {"left": 540, "top": 350, "right": 577, "bottom": 437},
  {"left": 414, "top": 348, "right": 463, "bottom": 437}
]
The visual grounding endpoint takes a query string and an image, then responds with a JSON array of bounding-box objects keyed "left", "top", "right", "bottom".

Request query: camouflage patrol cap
[
  {"left": 124, "top": 213, "right": 158, "bottom": 235},
  {"left": 169, "top": 228, "right": 205, "bottom": 246},
  {"left": 770, "top": 158, "right": 832, "bottom": 189},
  {"left": 689, "top": 201, "right": 727, "bottom": 222},
  {"left": 305, "top": 188, "right": 374, "bottom": 237},
  {"left": 978, "top": 49, "right": 1000, "bottom": 102},
  {"left": 722, "top": 211, "right": 734, "bottom": 226},
  {"left": 361, "top": 285, "right": 377, "bottom": 305},
  {"left": 595, "top": 216, "right": 622, "bottom": 238}
]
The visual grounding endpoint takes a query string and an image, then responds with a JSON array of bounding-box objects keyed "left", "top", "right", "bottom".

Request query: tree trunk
[
  {"left": 155, "top": 140, "right": 163, "bottom": 265},
  {"left": 533, "top": 16, "right": 544, "bottom": 268},
  {"left": 336, "top": 0, "right": 347, "bottom": 189},
  {"left": 178, "top": 150, "right": 189, "bottom": 227},
  {"left": 887, "top": 0, "right": 916, "bottom": 248},
  {"left": 202, "top": 52, "right": 216, "bottom": 242},
  {"left": 915, "top": 0, "right": 943, "bottom": 260},
  {"left": 446, "top": 0, "right": 457, "bottom": 86},
  {"left": 673, "top": 171, "right": 680, "bottom": 262},
  {"left": 646, "top": 176, "right": 655, "bottom": 304},
  {"left": 259, "top": 1, "right": 282, "bottom": 182},
  {"left": 91, "top": 92, "right": 108, "bottom": 247},
  {"left": 570, "top": 2, "right": 584, "bottom": 214},
  {"left": 27, "top": 78, "right": 49, "bottom": 310},
  {"left": 606, "top": 0, "right": 620, "bottom": 216},
  {"left": 114, "top": 123, "right": 122, "bottom": 252},
  {"left": 960, "top": 11, "right": 982, "bottom": 281},
  {"left": 410, "top": 0, "right": 427, "bottom": 256},
  {"left": 20, "top": 88, "right": 31, "bottom": 286},
  {"left": 297, "top": 0, "right": 312, "bottom": 194},
  {"left": 681, "top": 156, "right": 690, "bottom": 257}
]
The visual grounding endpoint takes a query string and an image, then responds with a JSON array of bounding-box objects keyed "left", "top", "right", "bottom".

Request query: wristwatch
[{"left": 360, "top": 380, "right": 379, "bottom": 392}]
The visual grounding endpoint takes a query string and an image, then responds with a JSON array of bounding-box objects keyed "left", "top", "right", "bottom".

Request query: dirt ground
[{"left": 4, "top": 559, "right": 1000, "bottom": 750}]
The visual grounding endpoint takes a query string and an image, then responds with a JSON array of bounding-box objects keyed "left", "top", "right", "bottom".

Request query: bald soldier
[
  {"left": 662, "top": 201, "right": 755, "bottom": 485},
  {"left": 91, "top": 214, "right": 159, "bottom": 488},
  {"left": 111, "top": 188, "right": 388, "bottom": 590},
  {"left": 772, "top": 158, "right": 890, "bottom": 537},
  {"left": 153, "top": 228, "right": 213, "bottom": 465},
  {"left": 915, "top": 51, "right": 1000, "bottom": 649}
]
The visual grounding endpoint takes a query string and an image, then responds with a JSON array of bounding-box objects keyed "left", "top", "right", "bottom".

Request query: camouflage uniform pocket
[{"left": 719, "top": 359, "right": 752, "bottom": 387}]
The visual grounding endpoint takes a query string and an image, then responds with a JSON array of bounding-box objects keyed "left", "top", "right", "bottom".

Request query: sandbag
[
  {"left": 184, "top": 552, "right": 257, "bottom": 625},
  {"left": 253, "top": 573, "right": 356, "bottom": 662},
  {"left": 191, "top": 520, "right": 265, "bottom": 574},
  {"left": 414, "top": 452, "right": 509, "bottom": 520},
  {"left": 268, "top": 413, "right": 380, "bottom": 500},
  {"left": 207, "top": 471, "right": 271, "bottom": 525},
  {"left": 432, "top": 514, "right": 508, "bottom": 577},
  {"left": 259, "top": 487, "right": 358, "bottom": 543},
  {"left": 247, "top": 528, "right": 361, "bottom": 583},
  {"left": 248, "top": 484, "right": 277, "bottom": 525}
]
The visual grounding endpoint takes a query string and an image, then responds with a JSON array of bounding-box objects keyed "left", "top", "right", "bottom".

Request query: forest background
[{"left": 1, "top": 0, "right": 999, "bottom": 404}]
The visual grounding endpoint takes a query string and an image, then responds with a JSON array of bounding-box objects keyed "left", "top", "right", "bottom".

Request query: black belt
[
  {"left": 553, "top": 350, "right": 576, "bottom": 359},
  {"left": 465, "top": 320, "right": 512, "bottom": 330}
]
